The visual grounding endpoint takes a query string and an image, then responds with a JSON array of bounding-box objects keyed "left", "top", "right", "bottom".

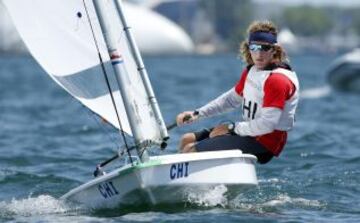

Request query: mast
[
  {"left": 113, "top": 0, "right": 169, "bottom": 142},
  {"left": 92, "top": 0, "right": 152, "bottom": 161}
]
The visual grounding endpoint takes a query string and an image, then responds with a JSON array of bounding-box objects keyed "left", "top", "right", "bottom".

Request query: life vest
[{"left": 242, "top": 66, "right": 299, "bottom": 131}]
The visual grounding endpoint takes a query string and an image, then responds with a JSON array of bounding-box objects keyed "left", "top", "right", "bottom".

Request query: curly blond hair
[{"left": 239, "top": 20, "right": 288, "bottom": 65}]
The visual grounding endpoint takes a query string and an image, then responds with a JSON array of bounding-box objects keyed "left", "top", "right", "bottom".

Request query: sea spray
[{"left": 0, "top": 195, "right": 85, "bottom": 218}]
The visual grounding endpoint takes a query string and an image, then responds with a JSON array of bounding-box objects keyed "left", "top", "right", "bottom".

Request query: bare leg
[
  {"left": 178, "top": 132, "right": 196, "bottom": 153},
  {"left": 182, "top": 142, "right": 197, "bottom": 153}
]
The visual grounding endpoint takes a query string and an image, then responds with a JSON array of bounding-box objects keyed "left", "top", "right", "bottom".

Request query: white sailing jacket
[
  {"left": 197, "top": 65, "right": 299, "bottom": 137},
  {"left": 240, "top": 66, "right": 299, "bottom": 132}
]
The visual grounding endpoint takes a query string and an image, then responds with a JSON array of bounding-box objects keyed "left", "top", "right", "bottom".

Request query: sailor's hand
[
  {"left": 176, "top": 111, "right": 199, "bottom": 126},
  {"left": 209, "top": 124, "right": 229, "bottom": 138}
]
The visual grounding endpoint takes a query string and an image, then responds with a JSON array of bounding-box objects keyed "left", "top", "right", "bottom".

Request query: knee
[
  {"left": 180, "top": 133, "right": 196, "bottom": 145},
  {"left": 182, "top": 142, "right": 197, "bottom": 153},
  {"left": 179, "top": 133, "right": 196, "bottom": 153}
]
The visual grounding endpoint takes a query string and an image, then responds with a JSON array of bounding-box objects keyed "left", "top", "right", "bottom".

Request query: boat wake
[
  {"left": 227, "top": 193, "right": 324, "bottom": 216},
  {"left": 0, "top": 187, "right": 323, "bottom": 219},
  {"left": 222, "top": 178, "right": 326, "bottom": 214},
  {"left": 184, "top": 185, "right": 324, "bottom": 212},
  {"left": 300, "top": 86, "right": 331, "bottom": 99}
]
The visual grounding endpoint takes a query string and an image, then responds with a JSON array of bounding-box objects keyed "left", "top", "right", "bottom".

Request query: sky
[{"left": 253, "top": 0, "right": 360, "bottom": 7}]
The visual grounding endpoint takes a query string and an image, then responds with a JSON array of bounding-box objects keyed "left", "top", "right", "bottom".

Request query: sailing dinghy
[
  {"left": 4, "top": 0, "right": 258, "bottom": 208},
  {"left": 327, "top": 48, "right": 360, "bottom": 92}
]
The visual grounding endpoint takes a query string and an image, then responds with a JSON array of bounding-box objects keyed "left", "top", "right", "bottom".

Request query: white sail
[{"left": 3, "top": 0, "right": 165, "bottom": 144}]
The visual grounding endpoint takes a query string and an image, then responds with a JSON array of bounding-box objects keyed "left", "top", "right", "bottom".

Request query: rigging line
[
  {"left": 84, "top": 106, "right": 121, "bottom": 148},
  {"left": 63, "top": 90, "right": 119, "bottom": 148},
  {"left": 64, "top": 88, "right": 121, "bottom": 149},
  {"left": 82, "top": 0, "right": 133, "bottom": 165}
]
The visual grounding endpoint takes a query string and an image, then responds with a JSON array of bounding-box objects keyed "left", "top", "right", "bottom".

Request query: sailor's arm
[
  {"left": 197, "top": 87, "right": 242, "bottom": 118},
  {"left": 196, "top": 68, "right": 248, "bottom": 119},
  {"left": 176, "top": 88, "right": 242, "bottom": 125},
  {"left": 177, "top": 68, "right": 248, "bottom": 126}
]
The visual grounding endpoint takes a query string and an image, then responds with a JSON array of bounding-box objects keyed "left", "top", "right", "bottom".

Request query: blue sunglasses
[{"left": 249, "top": 43, "right": 273, "bottom": 52}]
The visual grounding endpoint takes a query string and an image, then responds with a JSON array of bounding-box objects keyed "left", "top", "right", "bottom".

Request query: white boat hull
[
  {"left": 327, "top": 48, "right": 360, "bottom": 92},
  {"left": 61, "top": 150, "right": 257, "bottom": 209}
]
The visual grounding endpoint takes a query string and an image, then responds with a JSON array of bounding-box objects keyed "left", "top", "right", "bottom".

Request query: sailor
[{"left": 176, "top": 20, "right": 299, "bottom": 164}]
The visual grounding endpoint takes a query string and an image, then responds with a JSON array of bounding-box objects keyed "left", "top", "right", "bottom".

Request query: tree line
[{"left": 198, "top": 1, "right": 360, "bottom": 50}]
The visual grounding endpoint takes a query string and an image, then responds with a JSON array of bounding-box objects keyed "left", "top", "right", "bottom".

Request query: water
[{"left": 1, "top": 53, "right": 360, "bottom": 222}]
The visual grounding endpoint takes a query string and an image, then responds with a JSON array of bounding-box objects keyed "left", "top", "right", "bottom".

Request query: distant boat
[{"left": 327, "top": 48, "right": 360, "bottom": 92}]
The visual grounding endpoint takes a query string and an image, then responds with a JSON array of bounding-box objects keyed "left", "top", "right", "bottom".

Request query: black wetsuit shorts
[{"left": 193, "top": 128, "right": 274, "bottom": 164}]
